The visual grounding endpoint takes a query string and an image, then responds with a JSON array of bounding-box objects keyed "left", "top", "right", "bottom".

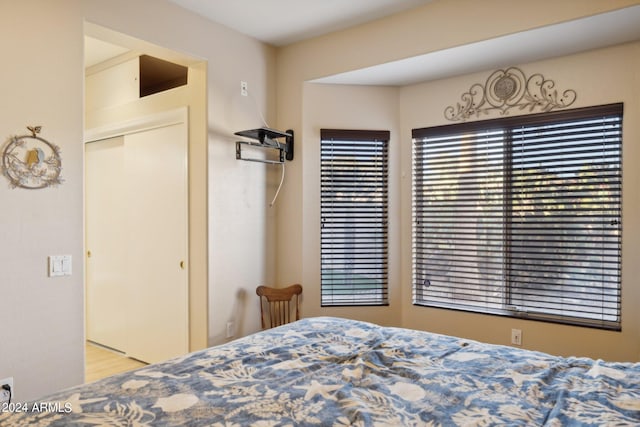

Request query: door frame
[{"left": 84, "top": 23, "right": 209, "bottom": 356}]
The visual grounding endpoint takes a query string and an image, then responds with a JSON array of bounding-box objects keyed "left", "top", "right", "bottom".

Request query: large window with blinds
[
  {"left": 412, "top": 104, "right": 622, "bottom": 330},
  {"left": 321, "top": 129, "right": 389, "bottom": 306}
]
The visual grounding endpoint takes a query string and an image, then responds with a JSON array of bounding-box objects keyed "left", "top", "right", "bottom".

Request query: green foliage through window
[{"left": 412, "top": 104, "right": 622, "bottom": 330}]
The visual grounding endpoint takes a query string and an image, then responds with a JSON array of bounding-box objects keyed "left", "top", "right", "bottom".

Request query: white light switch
[{"left": 49, "top": 255, "right": 72, "bottom": 277}]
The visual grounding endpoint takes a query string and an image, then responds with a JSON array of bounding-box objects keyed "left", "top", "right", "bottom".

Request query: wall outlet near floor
[
  {"left": 0, "top": 377, "right": 14, "bottom": 403},
  {"left": 240, "top": 81, "right": 248, "bottom": 96},
  {"left": 226, "top": 321, "right": 235, "bottom": 338},
  {"left": 511, "top": 328, "right": 523, "bottom": 346}
]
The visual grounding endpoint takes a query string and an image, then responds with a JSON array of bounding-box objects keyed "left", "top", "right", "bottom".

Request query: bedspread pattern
[{"left": 2, "top": 317, "right": 640, "bottom": 426}]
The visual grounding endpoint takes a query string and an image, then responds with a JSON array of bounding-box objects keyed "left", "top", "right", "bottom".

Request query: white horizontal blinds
[
  {"left": 508, "top": 111, "right": 622, "bottom": 328},
  {"left": 413, "top": 128, "right": 506, "bottom": 312},
  {"left": 321, "top": 129, "right": 389, "bottom": 306},
  {"left": 412, "top": 103, "right": 622, "bottom": 329}
]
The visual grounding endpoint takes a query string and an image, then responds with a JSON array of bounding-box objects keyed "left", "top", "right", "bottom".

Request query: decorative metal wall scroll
[
  {"left": 444, "top": 67, "right": 577, "bottom": 122},
  {"left": 1, "top": 126, "right": 63, "bottom": 189}
]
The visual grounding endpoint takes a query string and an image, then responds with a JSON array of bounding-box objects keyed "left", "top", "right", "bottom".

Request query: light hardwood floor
[{"left": 85, "top": 341, "right": 147, "bottom": 383}]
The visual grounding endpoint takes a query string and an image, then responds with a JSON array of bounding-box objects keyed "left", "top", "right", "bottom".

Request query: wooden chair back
[{"left": 256, "top": 284, "right": 302, "bottom": 329}]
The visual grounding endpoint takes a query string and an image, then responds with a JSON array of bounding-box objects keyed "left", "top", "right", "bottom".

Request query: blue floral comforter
[{"left": 2, "top": 316, "right": 639, "bottom": 426}]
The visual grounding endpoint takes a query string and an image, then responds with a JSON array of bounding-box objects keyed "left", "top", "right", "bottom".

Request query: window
[
  {"left": 321, "top": 129, "right": 390, "bottom": 306},
  {"left": 412, "top": 104, "right": 622, "bottom": 330}
]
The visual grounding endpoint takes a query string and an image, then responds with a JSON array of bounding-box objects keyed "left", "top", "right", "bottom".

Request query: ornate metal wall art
[
  {"left": 444, "top": 67, "right": 577, "bottom": 122},
  {"left": 1, "top": 126, "right": 63, "bottom": 189}
]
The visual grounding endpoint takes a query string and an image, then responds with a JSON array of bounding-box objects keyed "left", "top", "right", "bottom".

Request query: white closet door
[
  {"left": 124, "top": 123, "right": 189, "bottom": 364},
  {"left": 85, "top": 136, "right": 127, "bottom": 351}
]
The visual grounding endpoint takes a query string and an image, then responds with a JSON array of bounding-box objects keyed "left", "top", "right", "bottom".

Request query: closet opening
[
  {"left": 139, "top": 54, "right": 188, "bottom": 97},
  {"left": 83, "top": 22, "right": 208, "bottom": 382}
]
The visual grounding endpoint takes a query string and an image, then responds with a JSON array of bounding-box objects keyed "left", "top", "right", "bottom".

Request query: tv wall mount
[{"left": 235, "top": 127, "right": 294, "bottom": 164}]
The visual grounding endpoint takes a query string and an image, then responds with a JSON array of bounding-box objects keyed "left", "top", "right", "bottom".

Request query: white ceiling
[
  {"left": 86, "top": 2, "right": 640, "bottom": 87},
  {"left": 167, "top": 0, "right": 431, "bottom": 47}
]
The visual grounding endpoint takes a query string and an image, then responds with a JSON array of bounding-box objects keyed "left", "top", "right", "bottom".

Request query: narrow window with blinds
[
  {"left": 321, "top": 129, "right": 390, "bottom": 306},
  {"left": 412, "top": 104, "right": 622, "bottom": 330}
]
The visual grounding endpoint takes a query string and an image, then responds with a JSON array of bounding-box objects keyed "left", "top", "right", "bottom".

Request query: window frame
[{"left": 412, "top": 103, "right": 623, "bottom": 330}]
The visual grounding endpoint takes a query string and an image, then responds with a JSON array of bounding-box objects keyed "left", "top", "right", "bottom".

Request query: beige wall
[
  {"left": 0, "top": 0, "right": 85, "bottom": 402},
  {"left": 2, "top": 0, "right": 640, "bottom": 403},
  {"left": 301, "top": 83, "right": 401, "bottom": 325},
  {"left": 84, "top": 0, "right": 278, "bottom": 346},
  {"left": 84, "top": 0, "right": 278, "bottom": 347},
  {"left": 275, "top": 0, "right": 640, "bottom": 289},
  {"left": 276, "top": 0, "right": 640, "bottom": 361},
  {"left": 399, "top": 42, "right": 640, "bottom": 361},
  {"left": 0, "top": 0, "right": 276, "bottom": 400}
]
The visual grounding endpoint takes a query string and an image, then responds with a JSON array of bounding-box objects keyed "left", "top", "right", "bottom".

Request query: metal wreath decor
[
  {"left": 1, "top": 126, "right": 63, "bottom": 189},
  {"left": 444, "top": 67, "right": 577, "bottom": 122}
]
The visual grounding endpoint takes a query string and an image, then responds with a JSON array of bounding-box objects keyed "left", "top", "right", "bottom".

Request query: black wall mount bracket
[{"left": 235, "top": 127, "right": 294, "bottom": 164}]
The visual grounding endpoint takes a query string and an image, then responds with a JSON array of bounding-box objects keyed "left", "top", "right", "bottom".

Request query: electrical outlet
[
  {"left": 226, "top": 321, "right": 235, "bottom": 338},
  {"left": 0, "top": 377, "right": 13, "bottom": 403},
  {"left": 240, "top": 81, "right": 248, "bottom": 96},
  {"left": 511, "top": 328, "right": 522, "bottom": 346}
]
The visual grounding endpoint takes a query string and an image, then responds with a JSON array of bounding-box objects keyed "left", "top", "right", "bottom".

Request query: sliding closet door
[
  {"left": 85, "top": 136, "right": 128, "bottom": 351},
  {"left": 124, "top": 123, "right": 189, "bottom": 364},
  {"left": 85, "top": 122, "right": 188, "bottom": 364}
]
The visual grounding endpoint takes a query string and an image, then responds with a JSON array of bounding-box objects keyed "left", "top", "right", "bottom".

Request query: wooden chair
[{"left": 256, "top": 284, "right": 302, "bottom": 329}]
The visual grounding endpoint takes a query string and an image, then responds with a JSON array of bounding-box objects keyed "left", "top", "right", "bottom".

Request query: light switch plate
[{"left": 49, "top": 255, "right": 72, "bottom": 277}]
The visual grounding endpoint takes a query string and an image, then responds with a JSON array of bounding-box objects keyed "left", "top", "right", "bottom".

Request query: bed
[{"left": 2, "top": 316, "right": 639, "bottom": 426}]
